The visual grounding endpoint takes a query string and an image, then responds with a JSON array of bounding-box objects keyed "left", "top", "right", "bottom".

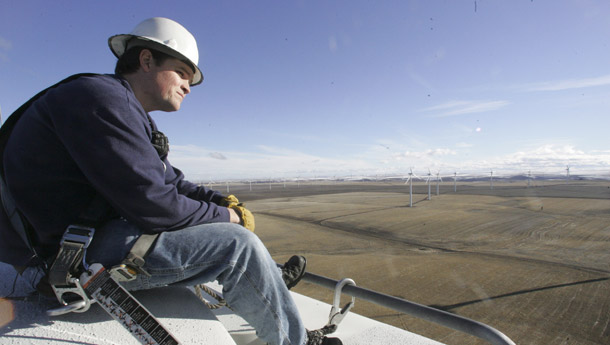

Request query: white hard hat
[{"left": 108, "top": 17, "right": 203, "bottom": 86}]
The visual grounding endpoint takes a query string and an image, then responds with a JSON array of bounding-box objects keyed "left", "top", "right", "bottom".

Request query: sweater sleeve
[
  {"left": 48, "top": 75, "right": 230, "bottom": 232},
  {"left": 164, "top": 159, "right": 226, "bottom": 204}
]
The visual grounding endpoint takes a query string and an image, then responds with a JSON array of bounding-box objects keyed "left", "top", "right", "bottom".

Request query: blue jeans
[{"left": 84, "top": 219, "right": 307, "bottom": 345}]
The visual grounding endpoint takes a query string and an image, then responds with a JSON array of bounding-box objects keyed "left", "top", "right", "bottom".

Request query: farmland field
[{"left": 231, "top": 180, "right": 610, "bottom": 345}]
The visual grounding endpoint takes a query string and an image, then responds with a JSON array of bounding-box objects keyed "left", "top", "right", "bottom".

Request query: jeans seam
[{"left": 229, "top": 260, "right": 294, "bottom": 345}]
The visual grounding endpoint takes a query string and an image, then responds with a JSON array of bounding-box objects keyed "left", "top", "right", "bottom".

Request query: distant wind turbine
[
  {"left": 426, "top": 169, "right": 432, "bottom": 200},
  {"left": 490, "top": 170, "right": 494, "bottom": 190},
  {"left": 435, "top": 170, "right": 442, "bottom": 196},
  {"left": 404, "top": 168, "right": 420, "bottom": 207},
  {"left": 453, "top": 171, "right": 458, "bottom": 192},
  {"left": 566, "top": 165, "right": 570, "bottom": 183}
]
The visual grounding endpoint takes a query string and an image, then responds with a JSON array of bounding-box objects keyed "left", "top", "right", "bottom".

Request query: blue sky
[{"left": 1, "top": 1, "right": 609, "bottom": 181}]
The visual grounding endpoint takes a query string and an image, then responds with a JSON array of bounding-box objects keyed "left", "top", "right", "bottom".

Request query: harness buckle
[
  {"left": 47, "top": 225, "right": 96, "bottom": 316},
  {"left": 48, "top": 277, "right": 93, "bottom": 316},
  {"left": 60, "top": 225, "right": 95, "bottom": 248},
  {"left": 109, "top": 264, "right": 138, "bottom": 282}
]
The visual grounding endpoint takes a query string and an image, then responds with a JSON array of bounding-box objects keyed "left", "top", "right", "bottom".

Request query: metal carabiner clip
[
  {"left": 328, "top": 278, "right": 356, "bottom": 328},
  {"left": 47, "top": 277, "right": 93, "bottom": 316}
]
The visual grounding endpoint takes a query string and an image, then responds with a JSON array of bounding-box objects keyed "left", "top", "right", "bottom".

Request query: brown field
[{"left": 226, "top": 180, "right": 610, "bottom": 345}]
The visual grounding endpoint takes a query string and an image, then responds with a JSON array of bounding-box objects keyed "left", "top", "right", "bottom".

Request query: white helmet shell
[{"left": 109, "top": 17, "right": 203, "bottom": 86}]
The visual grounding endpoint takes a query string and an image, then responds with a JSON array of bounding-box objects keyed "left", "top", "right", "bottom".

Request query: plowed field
[{"left": 236, "top": 180, "right": 610, "bottom": 345}]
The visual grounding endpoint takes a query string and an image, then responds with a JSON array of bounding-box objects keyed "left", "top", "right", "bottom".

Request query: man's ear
[{"left": 139, "top": 49, "right": 153, "bottom": 72}]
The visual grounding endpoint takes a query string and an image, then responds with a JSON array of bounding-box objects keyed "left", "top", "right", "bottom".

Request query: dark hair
[{"left": 114, "top": 46, "right": 172, "bottom": 76}]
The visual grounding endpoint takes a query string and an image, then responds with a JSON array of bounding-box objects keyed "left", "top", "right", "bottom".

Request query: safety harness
[{"left": 0, "top": 74, "right": 178, "bottom": 344}]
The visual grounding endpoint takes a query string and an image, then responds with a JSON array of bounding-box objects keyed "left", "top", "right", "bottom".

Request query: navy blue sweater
[{"left": 1, "top": 74, "right": 229, "bottom": 265}]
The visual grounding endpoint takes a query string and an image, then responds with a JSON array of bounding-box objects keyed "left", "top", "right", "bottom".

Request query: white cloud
[
  {"left": 421, "top": 100, "right": 510, "bottom": 117},
  {"left": 328, "top": 35, "right": 338, "bottom": 53},
  {"left": 209, "top": 152, "right": 227, "bottom": 160},
  {"left": 0, "top": 36, "right": 12, "bottom": 50},
  {"left": 455, "top": 142, "right": 473, "bottom": 148},
  {"left": 455, "top": 144, "right": 610, "bottom": 176},
  {"left": 169, "top": 144, "right": 373, "bottom": 180},
  {"left": 168, "top": 143, "right": 609, "bottom": 181},
  {"left": 398, "top": 148, "right": 457, "bottom": 158},
  {"left": 0, "top": 36, "right": 11, "bottom": 62},
  {"left": 406, "top": 67, "right": 435, "bottom": 91},
  {"left": 503, "top": 144, "right": 609, "bottom": 168},
  {"left": 383, "top": 148, "right": 458, "bottom": 173},
  {"left": 525, "top": 74, "right": 610, "bottom": 92}
]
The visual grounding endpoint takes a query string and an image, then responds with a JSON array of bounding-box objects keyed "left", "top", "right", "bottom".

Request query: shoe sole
[{"left": 287, "top": 256, "right": 307, "bottom": 290}]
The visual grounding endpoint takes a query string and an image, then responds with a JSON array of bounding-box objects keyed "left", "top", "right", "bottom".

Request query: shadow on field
[{"left": 430, "top": 276, "right": 610, "bottom": 312}]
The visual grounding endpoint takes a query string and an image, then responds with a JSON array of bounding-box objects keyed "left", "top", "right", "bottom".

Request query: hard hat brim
[{"left": 108, "top": 34, "right": 203, "bottom": 86}]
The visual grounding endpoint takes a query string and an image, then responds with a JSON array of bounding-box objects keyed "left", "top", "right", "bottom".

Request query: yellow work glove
[
  {"left": 219, "top": 194, "right": 240, "bottom": 207},
  {"left": 220, "top": 195, "right": 255, "bottom": 232},
  {"left": 229, "top": 204, "right": 256, "bottom": 232}
]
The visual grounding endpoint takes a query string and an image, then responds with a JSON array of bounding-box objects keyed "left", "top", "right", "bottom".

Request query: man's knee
[{"left": 226, "top": 224, "right": 266, "bottom": 253}]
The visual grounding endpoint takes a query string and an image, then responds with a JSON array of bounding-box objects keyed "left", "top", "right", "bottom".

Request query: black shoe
[
  {"left": 306, "top": 325, "right": 342, "bottom": 345},
  {"left": 281, "top": 255, "right": 307, "bottom": 290}
]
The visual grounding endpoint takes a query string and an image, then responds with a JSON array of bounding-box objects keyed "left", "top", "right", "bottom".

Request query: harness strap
[
  {"left": 111, "top": 233, "right": 159, "bottom": 280},
  {"left": 48, "top": 225, "right": 96, "bottom": 286},
  {"left": 48, "top": 240, "right": 88, "bottom": 286}
]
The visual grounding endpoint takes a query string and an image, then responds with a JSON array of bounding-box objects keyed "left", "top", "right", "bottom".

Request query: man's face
[{"left": 147, "top": 57, "right": 194, "bottom": 112}]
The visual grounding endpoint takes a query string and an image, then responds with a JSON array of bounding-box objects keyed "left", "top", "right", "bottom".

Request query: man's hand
[
  {"left": 231, "top": 204, "right": 255, "bottom": 232},
  {"left": 228, "top": 207, "right": 241, "bottom": 224},
  {"left": 223, "top": 195, "right": 255, "bottom": 232}
]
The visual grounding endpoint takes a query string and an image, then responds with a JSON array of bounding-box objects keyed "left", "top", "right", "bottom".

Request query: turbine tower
[
  {"left": 436, "top": 170, "right": 442, "bottom": 196},
  {"left": 404, "top": 168, "right": 419, "bottom": 207},
  {"left": 566, "top": 165, "right": 570, "bottom": 183},
  {"left": 453, "top": 171, "right": 458, "bottom": 192},
  {"left": 426, "top": 169, "right": 432, "bottom": 200}
]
